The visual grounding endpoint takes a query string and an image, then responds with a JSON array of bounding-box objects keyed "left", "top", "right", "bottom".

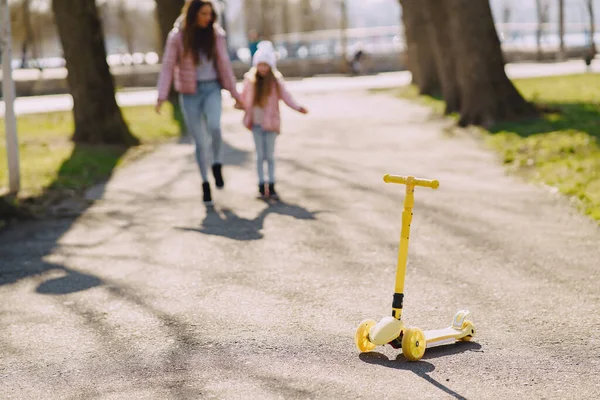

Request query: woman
[{"left": 156, "top": 0, "right": 242, "bottom": 206}]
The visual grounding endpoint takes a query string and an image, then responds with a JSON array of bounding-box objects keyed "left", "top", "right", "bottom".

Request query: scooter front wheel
[
  {"left": 355, "top": 319, "right": 377, "bottom": 352},
  {"left": 402, "top": 327, "right": 426, "bottom": 361}
]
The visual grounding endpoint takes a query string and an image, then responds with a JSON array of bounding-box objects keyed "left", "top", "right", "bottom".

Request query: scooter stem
[{"left": 383, "top": 174, "right": 439, "bottom": 320}]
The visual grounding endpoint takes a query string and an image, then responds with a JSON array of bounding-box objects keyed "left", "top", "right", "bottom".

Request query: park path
[{"left": 1, "top": 89, "right": 599, "bottom": 399}]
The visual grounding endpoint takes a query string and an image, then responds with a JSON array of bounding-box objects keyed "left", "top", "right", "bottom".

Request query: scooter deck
[{"left": 424, "top": 327, "right": 469, "bottom": 348}]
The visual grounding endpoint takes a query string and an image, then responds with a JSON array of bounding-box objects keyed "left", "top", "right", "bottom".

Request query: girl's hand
[
  {"left": 155, "top": 100, "right": 164, "bottom": 115},
  {"left": 234, "top": 100, "right": 244, "bottom": 110},
  {"left": 299, "top": 106, "right": 308, "bottom": 114}
]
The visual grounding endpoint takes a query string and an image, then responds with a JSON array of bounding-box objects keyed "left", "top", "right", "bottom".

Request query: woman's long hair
[
  {"left": 182, "top": 0, "right": 217, "bottom": 65},
  {"left": 253, "top": 68, "right": 280, "bottom": 107}
]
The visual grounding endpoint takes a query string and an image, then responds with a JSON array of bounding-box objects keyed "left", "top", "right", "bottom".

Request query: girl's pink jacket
[
  {"left": 156, "top": 26, "right": 241, "bottom": 102},
  {"left": 240, "top": 68, "right": 303, "bottom": 134}
]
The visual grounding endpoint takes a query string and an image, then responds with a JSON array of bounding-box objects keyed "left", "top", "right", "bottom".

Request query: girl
[
  {"left": 238, "top": 41, "right": 308, "bottom": 200},
  {"left": 156, "top": 0, "right": 242, "bottom": 206}
]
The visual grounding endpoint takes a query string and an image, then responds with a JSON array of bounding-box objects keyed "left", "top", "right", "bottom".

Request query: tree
[
  {"left": 155, "top": 0, "right": 185, "bottom": 57},
  {"left": 117, "top": 0, "right": 134, "bottom": 56},
  {"left": 502, "top": 1, "right": 512, "bottom": 25},
  {"left": 154, "top": 0, "right": 185, "bottom": 127},
  {"left": 261, "top": 0, "right": 275, "bottom": 39},
  {"left": 340, "top": 0, "right": 348, "bottom": 73},
  {"left": 445, "top": 0, "right": 537, "bottom": 127},
  {"left": 535, "top": 0, "right": 550, "bottom": 60},
  {"left": 301, "top": 0, "right": 315, "bottom": 33},
  {"left": 282, "top": 0, "right": 291, "bottom": 35},
  {"left": 52, "top": 0, "right": 138, "bottom": 145},
  {"left": 558, "top": 0, "right": 565, "bottom": 60},
  {"left": 399, "top": 0, "right": 440, "bottom": 96},
  {"left": 15, "top": 2, "right": 56, "bottom": 64},
  {"left": 20, "top": 0, "right": 38, "bottom": 68},
  {"left": 586, "top": 0, "right": 596, "bottom": 53},
  {"left": 423, "top": 0, "right": 460, "bottom": 113}
]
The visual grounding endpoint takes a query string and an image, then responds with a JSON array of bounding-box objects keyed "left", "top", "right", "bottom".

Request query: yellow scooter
[{"left": 355, "top": 174, "right": 476, "bottom": 361}]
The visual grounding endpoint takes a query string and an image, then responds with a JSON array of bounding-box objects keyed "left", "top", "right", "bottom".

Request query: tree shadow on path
[
  {"left": 359, "top": 341, "right": 482, "bottom": 400},
  {"left": 0, "top": 217, "right": 106, "bottom": 294}
]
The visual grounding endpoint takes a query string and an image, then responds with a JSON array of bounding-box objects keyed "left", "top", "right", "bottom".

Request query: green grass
[
  {"left": 389, "top": 74, "right": 600, "bottom": 222},
  {"left": 0, "top": 103, "right": 182, "bottom": 203}
]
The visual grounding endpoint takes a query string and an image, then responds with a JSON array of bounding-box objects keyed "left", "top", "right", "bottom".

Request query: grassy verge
[
  {"left": 1, "top": 103, "right": 183, "bottom": 217},
  {"left": 386, "top": 74, "right": 600, "bottom": 222}
]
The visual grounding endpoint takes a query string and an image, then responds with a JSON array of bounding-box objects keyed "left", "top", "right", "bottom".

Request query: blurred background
[
  {"left": 3, "top": 0, "right": 599, "bottom": 85},
  {"left": 1, "top": 0, "right": 599, "bottom": 223}
]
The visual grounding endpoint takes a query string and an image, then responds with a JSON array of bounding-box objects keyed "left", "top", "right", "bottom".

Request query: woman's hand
[
  {"left": 155, "top": 100, "right": 164, "bottom": 115},
  {"left": 299, "top": 106, "right": 308, "bottom": 114},
  {"left": 233, "top": 100, "right": 244, "bottom": 110}
]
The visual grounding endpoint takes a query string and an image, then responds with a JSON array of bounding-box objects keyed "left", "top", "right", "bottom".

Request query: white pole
[{"left": 1, "top": 0, "right": 20, "bottom": 194}]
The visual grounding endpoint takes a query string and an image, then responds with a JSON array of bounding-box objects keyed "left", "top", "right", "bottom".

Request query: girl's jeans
[
  {"left": 251, "top": 125, "right": 277, "bottom": 185},
  {"left": 180, "top": 80, "right": 223, "bottom": 182}
]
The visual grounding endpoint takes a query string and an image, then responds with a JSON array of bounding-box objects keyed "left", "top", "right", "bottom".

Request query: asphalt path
[{"left": 1, "top": 87, "right": 599, "bottom": 399}]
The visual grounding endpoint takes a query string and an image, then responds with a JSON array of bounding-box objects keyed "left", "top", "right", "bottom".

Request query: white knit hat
[{"left": 252, "top": 40, "right": 277, "bottom": 69}]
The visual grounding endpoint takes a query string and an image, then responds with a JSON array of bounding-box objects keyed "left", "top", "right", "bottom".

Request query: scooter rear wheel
[
  {"left": 355, "top": 319, "right": 377, "bottom": 352},
  {"left": 402, "top": 327, "right": 426, "bottom": 361}
]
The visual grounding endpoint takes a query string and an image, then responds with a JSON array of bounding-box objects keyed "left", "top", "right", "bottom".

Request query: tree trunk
[
  {"left": 502, "top": 2, "right": 511, "bottom": 24},
  {"left": 244, "top": 0, "right": 261, "bottom": 37},
  {"left": 588, "top": 0, "right": 597, "bottom": 53},
  {"left": 340, "top": 0, "right": 348, "bottom": 73},
  {"left": 399, "top": 4, "right": 417, "bottom": 84},
  {"left": 155, "top": 0, "right": 185, "bottom": 57},
  {"left": 446, "top": 0, "right": 537, "bottom": 127},
  {"left": 21, "top": 0, "right": 38, "bottom": 67},
  {"left": 154, "top": 0, "right": 185, "bottom": 126},
  {"left": 52, "top": 0, "right": 138, "bottom": 145},
  {"left": 301, "top": 0, "right": 314, "bottom": 32},
  {"left": 558, "top": 0, "right": 565, "bottom": 60},
  {"left": 282, "top": 0, "right": 291, "bottom": 34},
  {"left": 262, "top": 0, "right": 275, "bottom": 39},
  {"left": 399, "top": 0, "right": 440, "bottom": 96},
  {"left": 535, "top": 0, "right": 550, "bottom": 61},
  {"left": 501, "top": 2, "right": 512, "bottom": 43},
  {"left": 118, "top": 1, "right": 135, "bottom": 56},
  {"left": 535, "top": 0, "right": 543, "bottom": 60},
  {"left": 423, "top": 0, "right": 460, "bottom": 114}
]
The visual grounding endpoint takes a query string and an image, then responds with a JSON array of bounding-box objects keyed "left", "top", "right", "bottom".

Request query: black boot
[
  {"left": 258, "top": 183, "right": 267, "bottom": 198},
  {"left": 202, "top": 182, "right": 213, "bottom": 206},
  {"left": 268, "top": 183, "right": 279, "bottom": 200},
  {"left": 212, "top": 163, "right": 224, "bottom": 189}
]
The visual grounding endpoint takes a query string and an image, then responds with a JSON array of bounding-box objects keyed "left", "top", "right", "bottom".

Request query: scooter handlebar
[{"left": 383, "top": 174, "right": 440, "bottom": 189}]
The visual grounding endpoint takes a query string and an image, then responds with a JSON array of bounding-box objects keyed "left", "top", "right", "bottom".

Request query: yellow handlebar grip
[{"left": 383, "top": 174, "right": 440, "bottom": 189}]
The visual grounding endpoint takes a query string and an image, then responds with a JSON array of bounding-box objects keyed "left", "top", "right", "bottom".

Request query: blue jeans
[
  {"left": 251, "top": 125, "right": 277, "bottom": 185},
  {"left": 180, "top": 80, "right": 223, "bottom": 182}
]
